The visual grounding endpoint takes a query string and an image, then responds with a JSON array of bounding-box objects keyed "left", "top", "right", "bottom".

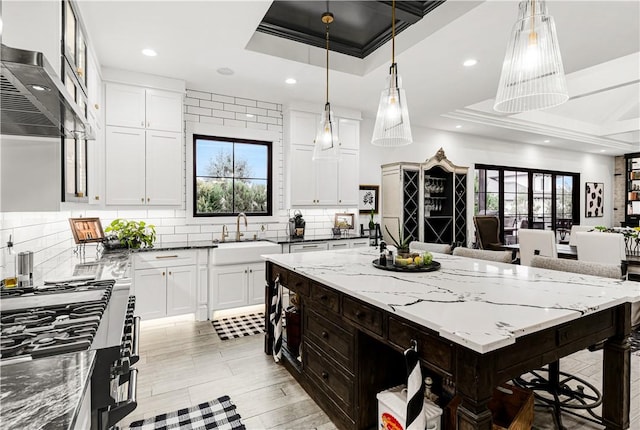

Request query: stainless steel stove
[{"left": 0, "top": 278, "right": 139, "bottom": 429}]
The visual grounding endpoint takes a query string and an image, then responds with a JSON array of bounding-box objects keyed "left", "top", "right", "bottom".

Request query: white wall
[{"left": 358, "top": 116, "right": 616, "bottom": 242}]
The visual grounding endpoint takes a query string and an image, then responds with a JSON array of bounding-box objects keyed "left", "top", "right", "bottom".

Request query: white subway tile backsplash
[
  {"left": 154, "top": 226, "right": 176, "bottom": 235},
  {"left": 257, "top": 116, "right": 278, "bottom": 125},
  {"left": 184, "top": 114, "right": 199, "bottom": 122},
  {"left": 160, "top": 234, "right": 188, "bottom": 243},
  {"left": 247, "top": 122, "right": 267, "bottom": 130},
  {"left": 257, "top": 101, "right": 277, "bottom": 110},
  {"left": 200, "top": 100, "right": 224, "bottom": 110},
  {"left": 175, "top": 225, "right": 201, "bottom": 234},
  {"left": 246, "top": 107, "right": 268, "bottom": 116},
  {"left": 184, "top": 97, "right": 199, "bottom": 107},
  {"left": 186, "top": 90, "right": 212, "bottom": 100},
  {"left": 212, "top": 110, "right": 235, "bottom": 120},
  {"left": 223, "top": 103, "right": 247, "bottom": 113},
  {"left": 211, "top": 94, "right": 234, "bottom": 103},
  {"left": 116, "top": 210, "right": 148, "bottom": 219},
  {"left": 187, "top": 106, "right": 212, "bottom": 116},
  {"left": 238, "top": 112, "right": 257, "bottom": 122},
  {"left": 187, "top": 233, "right": 213, "bottom": 242},
  {"left": 235, "top": 98, "right": 257, "bottom": 107},
  {"left": 267, "top": 110, "right": 282, "bottom": 118}
]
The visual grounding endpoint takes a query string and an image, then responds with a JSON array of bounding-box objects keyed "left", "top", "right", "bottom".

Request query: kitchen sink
[{"left": 211, "top": 240, "right": 281, "bottom": 265}]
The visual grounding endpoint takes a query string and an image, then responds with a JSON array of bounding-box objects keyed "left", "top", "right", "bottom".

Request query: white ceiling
[{"left": 78, "top": 0, "right": 640, "bottom": 156}]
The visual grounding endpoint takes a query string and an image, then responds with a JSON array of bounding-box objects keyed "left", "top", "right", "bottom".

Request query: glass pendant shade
[
  {"left": 372, "top": 66, "right": 413, "bottom": 147},
  {"left": 494, "top": 0, "right": 568, "bottom": 113},
  {"left": 312, "top": 103, "right": 340, "bottom": 161}
]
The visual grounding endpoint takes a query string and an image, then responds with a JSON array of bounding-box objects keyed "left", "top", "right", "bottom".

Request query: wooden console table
[{"left": 263, "top": 249, "right": 638, "bottom": 430}]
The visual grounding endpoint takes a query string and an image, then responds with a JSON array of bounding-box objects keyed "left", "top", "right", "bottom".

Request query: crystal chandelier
[
  {"left": 312, "top": 11, "right": 340, "bottom": 161},
  {"left": 371, "top": 0, "right": 412, "bottom": 147},
  {"left": 494, "top": 0, "right": 569, "bottom": 113}
]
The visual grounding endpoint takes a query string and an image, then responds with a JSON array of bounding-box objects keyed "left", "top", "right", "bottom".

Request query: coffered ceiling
[{"left": 77, "top": 0, "right": 640, "bottom": 156}]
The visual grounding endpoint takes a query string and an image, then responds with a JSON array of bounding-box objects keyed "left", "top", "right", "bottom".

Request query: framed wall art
[
  {"left": 69, "top": 217, "right": 106, "bottom": 243},
  {"left": 585, "top": 182, "right": 604, "bottom": 218},
  {"left": 334, "top": 213, "right": 354, "bottom": 230},
  {"left": 358, "top": 185, "right": 379, "bottom": 214}
]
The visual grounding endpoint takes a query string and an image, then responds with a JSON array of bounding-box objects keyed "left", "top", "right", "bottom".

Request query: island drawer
[
  {"left": 269, "top": 264, "right": 288, "bottom": 286},
  {"left": 310, "top": 282, "right": 340, "bottom": 313},
  {"left": 304, "top": 341, "right": 354, "bottom": 415},
  {"left": 305, "top": 309, "right": 355, "bottom": 373},
  {"left": 286, "top": 272, "right": 310, "bottom": 296},
  {"left": 387, "top": 316, "right": 454, "bottom": 373},
  {"left": 342, "top": 296, "right": 383, "bottom": 336}
]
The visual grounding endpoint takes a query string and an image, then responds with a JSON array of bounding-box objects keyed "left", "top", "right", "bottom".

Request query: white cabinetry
[
  {"left": 288, "top": 238, "right": 369, "bottom": 253},
  {"left": 105, "top": 127, "right": 182, "bottom": 205},
  {"left": 287, "top": 110, "right": 360, "bottom": 207},
  {"left": 106, "top": 84, "right": 183, "bottom": 132},
  {"left": 133, "top": 250, "right": 197, "bottom": 320},
  {"left": 210, "top": 262, "right": 265, "bottom": 311}
]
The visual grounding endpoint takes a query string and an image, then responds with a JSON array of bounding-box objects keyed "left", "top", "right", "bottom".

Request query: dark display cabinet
[{"left": 381, "top": 148, "right": 468, "bottom": 246}]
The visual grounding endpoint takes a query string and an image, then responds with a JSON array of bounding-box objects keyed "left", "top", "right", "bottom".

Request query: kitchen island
[{"left": 263, "top": 247, "right": 640, "bottom": 430}]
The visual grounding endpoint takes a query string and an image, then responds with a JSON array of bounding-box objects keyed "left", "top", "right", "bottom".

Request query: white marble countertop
[{"left": 264, "top": 248, "right": 640, "bottom": 353}]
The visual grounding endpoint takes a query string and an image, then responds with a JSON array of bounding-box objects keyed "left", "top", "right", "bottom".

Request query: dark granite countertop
[
  {"left": 132, "top": 240, "right": 219, "bottom": 252},
  {"left": 273, "top": 233, "right": 369, "bottom": 244},
  {"left": 0, "top": 350, "right": 96, "bottom": 430}
]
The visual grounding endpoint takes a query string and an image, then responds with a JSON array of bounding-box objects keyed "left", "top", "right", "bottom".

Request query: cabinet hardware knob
[
  {"left": 355, "top": 310, "right": 363, "bottom": 318},
  {"left": 94, "top": 196, "right": 100, "bottom": 200},
  {"left": 95, "top": 103, "right": 99, "bottom": 110},
  {"left": 141, "top": 198, "right": 144, "bottom": 202},
  {"left": 147, "top": 197, "right": 150, "bottom": 202},
  {"left": 320, "top": 295, "right": 328, "bottom": 301},
  {"left": 321, "top": 371, "right": 329, "bottom": 379},
  {"left": 339, "top": 200, "right": 341, "bottom": 203},
  {"left": 249, "top": 269, "right": 252, "bottom": 273},
  {"left": 169, "top": 271, "right": 172, "bottom": 275},
  {"left": 147, "top": 121, "right": 150, "bottom": 127},
  {"left": 76, "top": 67, "right": 84, "bottom": 77},
  {"left": 162, "top": 272, "right": 165, "bottom": 276},
  {"left": 245, "top": 270, "right": 247, "bottom": 273},
  {"left": 141, "top": 121, "right": 144, "bottom": 127},
  {"left": 321, "top": 331, "right": 328, "bottom": 338}
]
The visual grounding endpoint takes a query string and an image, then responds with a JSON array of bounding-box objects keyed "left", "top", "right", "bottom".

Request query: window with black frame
[
  {"left": 193, "top": 135, "right": 272, "bottom": 217},
  {"left": 475, "top": 165, "right": 579, "bottom": 244}
]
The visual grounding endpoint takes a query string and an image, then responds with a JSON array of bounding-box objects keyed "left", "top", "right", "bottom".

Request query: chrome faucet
[
  {"left": 221, "top": 225, "right": 229, "bottom": 242},
  {"left": 236, "top": 213, "right": 248, "bottom": 241}
]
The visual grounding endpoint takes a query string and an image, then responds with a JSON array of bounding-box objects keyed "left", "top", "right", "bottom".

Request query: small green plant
[
  {"left": 384, "top": 224, "right": 410, "bottom": 253},
  {"left": 105, "top": 219, "right": 156, "bottom": 249},
  {"left": 368, "top": 210, "right": 375, "bottom": 230}
]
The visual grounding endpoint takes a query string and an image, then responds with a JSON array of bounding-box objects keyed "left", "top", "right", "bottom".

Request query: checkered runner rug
[
  {"left": 128, "top": 395, "right": 244, "bottom": 429},
  {"left": 212, "top": 312, "right": 265, "bottom": 341}
]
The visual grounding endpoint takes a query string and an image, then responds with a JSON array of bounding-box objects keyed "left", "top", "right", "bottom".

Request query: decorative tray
[{"left": 372, "top": 259, "right": 441, "bottom": 272}]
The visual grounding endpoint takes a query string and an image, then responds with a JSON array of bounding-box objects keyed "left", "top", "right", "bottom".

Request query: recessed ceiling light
[
  {"left": 463, "top": 59, "right": 478, "bottom": 67},
  {"left": 141, "top": 48, "right": 157, "bottom": 57},
  {"left": 217, "top": 67, "right": 234, "bottom": 76},
  {"left": 455, "top": 125, "right": 462, "bottom": 129},
  {"left": 543, "top": 139, "right": 550, "bottom": 143},
  {"left": 285, "top": 78, "right": 297, "bottom": 85}
]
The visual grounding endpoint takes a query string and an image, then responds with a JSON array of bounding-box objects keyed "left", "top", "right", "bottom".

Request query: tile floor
[{"left": 120, "top": 316, "right": 639, "bottom": 430}]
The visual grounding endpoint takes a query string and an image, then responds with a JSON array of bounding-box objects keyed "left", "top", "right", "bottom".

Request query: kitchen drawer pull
[
  {"left": 113, "top": 131, "right": 141, "bottom": 136},
  {"left": 321, "top": 330, "right": 329, "bottom": 339},
  {"left": 131, "top": 316, "right": 141, "bottom": 364},
  {"left": 321, "top": 371, "right": 329, "bottom": 380},
  {"left": 302, "top": 245, "right": 318, "bottom": 249},
  {"left": 333, "top": 243, "right": 347, "bottom": 247},
  {"left": 155, "top": 255, "right": 179, "bottom": 259}
]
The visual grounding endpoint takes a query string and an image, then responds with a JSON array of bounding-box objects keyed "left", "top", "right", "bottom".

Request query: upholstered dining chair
[
  {"left": 574, "top": 231, "right": 626, "bottom": 266},
  {"left": 452, "top": 247, "right": 513, "bottom": 264},
  {"left": 530, "top": 255, "right": 622, "bottom": 279},
  {"left": 472, "top": 215, "right": 503, "bottom": 250},
  {"left": 567, "top": 225, "right": 594, "bottom": 246},
  {"left": 409, "top": 241, "right": 452, "bottom": 255},
  {"left": 518, "top": 229, "right": 558, "bottom": 266}
]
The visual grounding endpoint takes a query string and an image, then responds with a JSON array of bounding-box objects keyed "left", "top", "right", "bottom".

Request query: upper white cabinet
[
  {"left": 106, "top": 83, "right": 183, "bottom": 133},
  {"left": 287, "top": 109, "right": 360, "bottom": 207},
  {"left": 105, "top": 127, "right": 182, "bottom": 206}
]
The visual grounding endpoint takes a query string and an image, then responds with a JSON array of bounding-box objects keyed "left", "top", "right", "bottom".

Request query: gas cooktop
[{"left": 0, "top": 279, "right": 115, "bottom": 360}]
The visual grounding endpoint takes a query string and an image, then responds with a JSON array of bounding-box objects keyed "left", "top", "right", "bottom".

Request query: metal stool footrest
[{"left": 513, "top": 361, "right": 603, "bottom": 429}]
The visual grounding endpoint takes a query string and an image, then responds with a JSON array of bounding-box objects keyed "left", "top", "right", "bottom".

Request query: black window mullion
[{"left": 498, "top": 170, "right": 505, "bottom": 242}]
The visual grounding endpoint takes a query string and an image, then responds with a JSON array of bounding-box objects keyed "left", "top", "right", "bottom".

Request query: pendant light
[
  {"left": 371, "top": 0, "right": 412, "bottom": 147},
  {"left": 312, "top": 10, "right": 340, "bottom": 161},
  {"left": 494, "top": 0, "right": 568, "bottom": 113}
]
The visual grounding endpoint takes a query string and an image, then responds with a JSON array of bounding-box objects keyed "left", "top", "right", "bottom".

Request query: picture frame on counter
[
  {"left": 334, "top": 213, "right": 355, "bottom": 230},
  {"left": 69, "top": 217, "right": 105, "bottom": 244},
  {"left": 359, "top": 185, "right": 379, "bottom": 214}
]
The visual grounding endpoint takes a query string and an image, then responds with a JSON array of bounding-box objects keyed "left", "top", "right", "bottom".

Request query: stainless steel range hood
[{"left": 1, "top": 44, "right": 95, "bottom": 140}]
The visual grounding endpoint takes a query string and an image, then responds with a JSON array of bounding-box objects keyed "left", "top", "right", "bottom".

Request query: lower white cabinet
[
  {"left": 133, "top": 250, "right": 198, "bottom": 320},
  {"left": 210, "top": 262, "right": 264, "bottom": 311},
  {"left": 288, "top": 238, "right": 370, "bottom": 253},
  {"left": 289, "top": 242, "right": 329, "bottom": 253}
]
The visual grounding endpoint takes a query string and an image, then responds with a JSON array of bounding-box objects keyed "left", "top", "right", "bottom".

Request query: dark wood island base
[{"left": 264, "top": 262, "right": 632, "bottom": 430}]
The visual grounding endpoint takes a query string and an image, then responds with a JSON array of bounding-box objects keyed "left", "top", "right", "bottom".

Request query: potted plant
[
  {"left": 384, "top": 224, "right": 411, "bottom": 255},
  {"left": 104, "top": 219, "right": 156, "bottom": 249}
]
